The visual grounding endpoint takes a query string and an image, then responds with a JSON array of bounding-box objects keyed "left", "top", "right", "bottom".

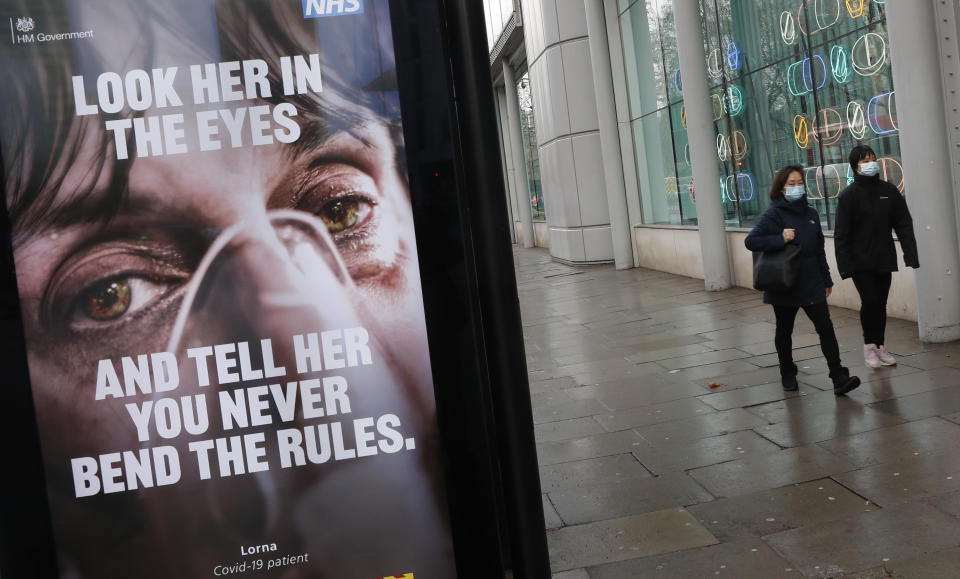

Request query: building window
[
  {"left": 620, "top": 0, "right": 899, "bottom": 230},
  {"left": 517, "top": 71, "right": 546, "bottom": 221}
]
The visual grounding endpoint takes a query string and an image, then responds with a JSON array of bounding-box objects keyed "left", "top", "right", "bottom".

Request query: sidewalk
[{"left": 514, "top": 247, "right": 960, "bottom": 579}]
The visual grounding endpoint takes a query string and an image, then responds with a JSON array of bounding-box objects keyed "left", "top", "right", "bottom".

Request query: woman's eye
[
  {"left": 317, "top": 198, "right": 372, "bottom": 234},
  {"left": 74, "top": 277, "right": 168, "bottom": 323}
]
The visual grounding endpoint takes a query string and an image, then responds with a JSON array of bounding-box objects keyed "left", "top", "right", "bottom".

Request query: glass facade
[
  {"left": 517, "top": 71, "right": 546, "bottom": 220},
  {"left": 620, "top": 0, "right": 899, "bottom": 229}
]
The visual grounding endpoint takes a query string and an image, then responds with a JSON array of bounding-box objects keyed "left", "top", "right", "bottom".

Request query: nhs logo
[{"left": 302, "top": 0, "right": 364, "bottom": 18}]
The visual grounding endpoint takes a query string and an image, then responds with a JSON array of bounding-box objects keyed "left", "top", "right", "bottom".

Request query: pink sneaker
[
  {"left": 876, "top": 345, "right": 897, "bottom": 366},
  {"left": 864, "top": 344, "right": 882, "bottom": 368}
]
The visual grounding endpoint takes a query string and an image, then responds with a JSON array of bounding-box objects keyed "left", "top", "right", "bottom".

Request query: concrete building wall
[
  {"left": 634, "top": 226, "right": 919, "bottom": 322},
  {"left": 521, "top": 0, "right": 613, "bottom": 263}
]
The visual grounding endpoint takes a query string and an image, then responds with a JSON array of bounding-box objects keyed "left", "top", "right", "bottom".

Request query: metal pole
[
  {"left": 886, "top": 0, "right": 960, "bottom": 342},
  {"left": 673, "top": 0, "right": 732, "bottom": 290},
  {"left": 584, "top": 0, "right": 632, "bottom": 269}
]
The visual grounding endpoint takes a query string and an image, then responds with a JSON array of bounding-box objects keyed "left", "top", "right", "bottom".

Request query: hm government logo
[
  {"left": 302, "top": 0, "right": 364, "bottom": 18},
  {"left": 15, "top": 17, "right": 33, "bottom": 33},
  {"left": 9, "top": 16, "right": 93, "bottom": 45}
]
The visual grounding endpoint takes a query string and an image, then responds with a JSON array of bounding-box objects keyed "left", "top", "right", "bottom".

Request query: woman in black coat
[
  {"left": 835, "top": 145, "right": 919, "bottom": 368},
  {"left": 745, "top": 165, "right": 861, "bottom": 395}
]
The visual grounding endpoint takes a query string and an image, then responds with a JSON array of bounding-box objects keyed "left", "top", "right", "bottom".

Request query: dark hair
[
  {"left": 1, "top": 0, "right": 393, "bottom": 234},
  {"left": 768, "top": 165, "right": 805, "bottom": 200},
  {"left": 849, "top": 144, "right": 876, "bottom": 174}
]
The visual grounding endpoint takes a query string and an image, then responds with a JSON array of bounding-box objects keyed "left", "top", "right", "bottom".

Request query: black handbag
[{"left": 753, "top": 242, "right": 802, "bottom": 292}]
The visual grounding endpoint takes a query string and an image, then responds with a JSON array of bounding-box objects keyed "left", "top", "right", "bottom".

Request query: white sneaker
[
  {"left": 876, "top": 345, "right": 897, "bottom": 366},
  {"left": 864, "top": 344, "right": 882, "bottom": 368}
]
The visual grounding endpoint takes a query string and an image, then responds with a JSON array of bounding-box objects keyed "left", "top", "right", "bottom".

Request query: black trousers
[
  {"left": 851, "top": 271, "right": 892, "bottom": 346},
  {"left": 773, "top": 301, "right": 843, "bottom": 379}
]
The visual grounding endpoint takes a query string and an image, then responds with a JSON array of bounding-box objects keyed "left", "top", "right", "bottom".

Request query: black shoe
[
  {"left": 833, "top": 375, "right": 861, "bottom": 396},
  {"left": 781, "top": 375, "right": 799, "bottom": 391}
]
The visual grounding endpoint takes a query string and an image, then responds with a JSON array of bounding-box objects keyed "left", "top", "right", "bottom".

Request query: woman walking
[
  {"left": 834, "top": 145, "right": 919, "bottom": 368},
  {"left": 746, "top": 165, "right": 861, "bottom": 395}
]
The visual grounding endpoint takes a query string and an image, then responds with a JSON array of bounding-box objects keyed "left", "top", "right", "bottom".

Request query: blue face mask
[
  {"left": 859, "top": 161, "right": 880, "bottom": 176},
  {"left": 784, "top": 185, "right": 805, "bottom": 201}
]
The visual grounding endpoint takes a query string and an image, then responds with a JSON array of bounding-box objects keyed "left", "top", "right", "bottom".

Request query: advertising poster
[{"left": 0, "top": 0, "right": 457, "bottom": 577}]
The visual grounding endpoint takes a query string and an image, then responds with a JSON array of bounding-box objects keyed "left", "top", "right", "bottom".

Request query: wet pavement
[{"left": 513, "top": 247, "right": 960, "bottom": 579}]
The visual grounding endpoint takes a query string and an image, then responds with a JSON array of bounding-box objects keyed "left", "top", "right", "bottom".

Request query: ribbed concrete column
[
  {"left": 584, "top": 0, "right": 632, "bottom": 270},
  {"left": 502, "top": 59, "right": 536, "bottom": 249},
  {"left": 673, "top": 0, "right": 731, "bottom": 290},
  {"left": 886, "top": 0, "right": 960, "bottom": 342},
  {"left": 496, "top": 86, "right": 518, "bottom": 244}
]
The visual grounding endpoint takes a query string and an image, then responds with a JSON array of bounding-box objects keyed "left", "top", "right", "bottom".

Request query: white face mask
[
  {"left": 784, "top": 185, "right": 805, "bottom": 201},
  {"left": 859, "top": 160, "right": 880, "bottom": 176}
]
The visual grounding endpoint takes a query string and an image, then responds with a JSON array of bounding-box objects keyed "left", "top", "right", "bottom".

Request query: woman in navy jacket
[{"left": 745, "top": 165, "right": 861, "bottom": 395}]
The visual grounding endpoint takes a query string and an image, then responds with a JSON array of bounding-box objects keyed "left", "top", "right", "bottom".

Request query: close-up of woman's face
[
  {"left": 13, "top": 113, "right": 426, "bottom": 465},
  {"left": 1, "top": 2, "right": 455, "bottom": 577}
]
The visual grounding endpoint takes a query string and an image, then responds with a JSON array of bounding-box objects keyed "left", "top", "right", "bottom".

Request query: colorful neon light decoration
[
  {"left": 814, "top": 107, "right": 844, "bottom": 145},
  {"left": 727, "top": 42, "right": 741, "bottom": 72},
  {"left": 796, "top": 0, "right": 841, "bottom": 36},
  {"left": 846, "top": 100, "right": 867, "bottom": 139},
  {"left": 715, "top": 132, "right": 748, "bottom": 162},
  {"left": 706, "top": 48, "right": 723, "bottom": 80},
  {"left": 845, "top": 0, "right": 867, "bottom": 18},
  {"left": 780, "top": 11, "right": 797, "bottom": 45},
  {"left": 723, "top": 85, "right": 745, "bottom": 117},
  {"left": 867, "top": 91, "right": 898, "bottom": 134},
  {"left": 802, "top": 167, "right": 821, "bottom": 199},
  {"left": 788, "top": 55, "right": 827, "bottom": 96},
  {"left": 852, "top": 32, "right": 887, "bottom": 76},
  {"left": 723, "top": 174, "right": 755, "bottom": 202},
  {"left": 793, "top": 114, "right": 810, "bottom": 149},
  {"left": 830, "top": 45, "right": 852, "bottom": 84},
  {"left": 819, "top": 164, "right": 846, "bottom": 199},
  {"left": 710, "top": 94, "right": 724, "bottom": 121},
  {"left": 674, "top": 69, "right": 683, "bottom": 94},
  {"left": 716, "top": 134, "right": 729, "bottom": 162},
  {"left": 880, "top": 157, "right": 904, "bottom": 191}
]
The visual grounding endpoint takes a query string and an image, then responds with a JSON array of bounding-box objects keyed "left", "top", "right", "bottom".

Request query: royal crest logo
[{"left": 15, "top": 17, "right": 34, "bottom": 33}]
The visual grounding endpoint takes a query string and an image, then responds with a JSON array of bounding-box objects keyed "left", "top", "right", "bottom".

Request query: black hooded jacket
[{"left": 834, "top": 173, "right": 919, "bottom": 279}]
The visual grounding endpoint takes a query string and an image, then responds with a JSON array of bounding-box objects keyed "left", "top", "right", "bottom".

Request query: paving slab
[
  {"left": 660, "top": 359, "right": 762, "bottom": 382},
  {"left": 543, "top": 494, "right": 563, "bottom": 530},
  {"left": 884, "top": 546, "right": 960, "bottom": 579},
  {"left": 634, "top": 408, "right": 771, "bottom": 444},
  {"left": 816, "top": 417, "right": 960, "bottom": 465},
  {"left": 753, "top": 402, "right": 905, "bottom": 447},
  {"left": 587, "top": 536, "right": 804, "bottom": 579},
  {"left": 624, "top": 343, "right": 715, "bottom": 364},
  {"left": 594, "top": 397, "right": 717, "bottom": 431},
  {"left": 852, "top": 368, "right": 960, "bottom": 402},
  {"left": 551, "top": 570, "right": 589, "bottom": 579},
  {"left": 686, "top": 479, "right": 875, "bottom": 542},
  {"left": 536, "top": 430, "right": 646, "bottom": 466},
  {"left": 691, "top": 366, "right": 785, "bottom": 391},
  {"left": 547, "top": 472, "right": 714, "bottom": 525},
  {"left": 535, "top": 417, "right": 608, "bottom": 444},
  {"left": 688, "top": 445, "right": 870, "bottom": 498},
  {"left": 631, "top": 430, "right": 782, "bottom": 475},
  {"left": 923, "top": 488, "right": 960, "bottom": 519},
  {"left": 868, "top": 385, "right": 960, "bottom": 422},
  {"left": 529, "top": 376, "right": 580, "bottom": 394},
  {"left": 530, "top": 390, "right": 576, "bottom": 408},
  {"left": 698, "top": 381, "right": 816, "bottom": 411},
  {"left": 533, "top": 399, "right": 609, "bottom": 425},
  {"left": 831, "top": 449, "right": 960, "bottom": 507},
  {"left": 538, "top": 454, "right": 651, "bottom": 493},
  {"left": 565, "top": 377, "right": 708, "bottom": 410},
  {"left": 763, "top": 503, "right": 960, "bottom": 577},
  {"left": 891, "top": 350, "right": 960, "bottom": 370},
  {"left": 546, "top": 508, "right": 718, "bottom": 573},
  {"left": 655, "top": 348, "right": 753, "bottom": 370}
]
